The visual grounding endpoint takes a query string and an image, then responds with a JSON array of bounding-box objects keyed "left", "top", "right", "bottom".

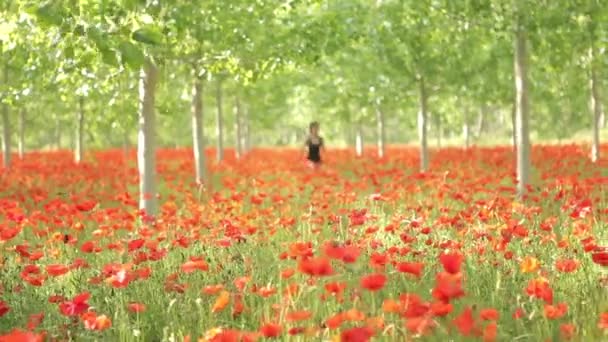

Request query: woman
[{"left": 304, "top": 121, "right": 324, "bottom": 168}]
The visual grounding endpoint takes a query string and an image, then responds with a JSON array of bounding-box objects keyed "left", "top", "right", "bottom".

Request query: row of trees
[{"left": 0, "top": 0, "right": 607, "bottom": 214}]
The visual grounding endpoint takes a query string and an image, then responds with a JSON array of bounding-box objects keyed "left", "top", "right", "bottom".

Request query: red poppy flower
[
  {"left": 360, "top": 273, "right": 387, "bottom": 291},
  {"left": 592, "top": 246, "right": 608, "bottom": 267},
  {"left": 59, "top": 292, "right": 90, "bottom": 316},
  {"left": 340, "top": 326, "right": 374, "bottom": 342},
  {"left": 260, "top": 322, "right": 282, "bottom": 338},
  {"left": 395, "top": 261, "right": 424, "bottom": 278},
  {"left": 440, "top": 252, "right": 464, "bottom": 274},
  {"left": 298, "top": 257, "right": 333, "bottom": 276}
]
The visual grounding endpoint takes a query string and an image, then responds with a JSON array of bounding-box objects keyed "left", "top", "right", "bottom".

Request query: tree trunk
[
  {"left": 476, "top": 104, "right": 486, "bottom": 139},
  {"left": 215, "top": 78, "right": 224, "bottom": 162},
  {"left": 376, "top": 108, "right": 385, "bottom": 158},
  {"left": 235, "top": 93, "right": 243, "bottom": 159},
  {"left": 589, "top": 46, "right": 601, "bottom": 163},
  {"left": 511, "top": 100, "right": 517, "bottom": 152},
  {"left": 137, "top": 60, "right": 159, "bottom": 217},
  {"left": 1, "top": 104, "right": 9, "bottom": 169},
  {"left": 463, "top": 107, "right": 470, "bottom": 149},
  {"left": 514, "top": 21, "right": 531, "bottom": 198},
  {"left": 1, "top": 65, "right": 9, "bottom": 169},
  {"left": 355, "top": 123, "right": 363, "bottom": 157},
  {"left": 18, "top": 107, "right": 25, "bottom": 159},
  {"left": 74, "top": 97, "right": 85, "bottom": 163},
  {"left": 418, "top": 76, "right": 429, "bottom": 172},
  {"left": 191, "top": 73, "right": 206, "bottom": 185}
]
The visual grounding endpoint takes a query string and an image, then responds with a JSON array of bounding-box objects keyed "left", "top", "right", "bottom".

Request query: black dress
[{"left": 306, "top": 137, "right": 323, "bottom": 163}]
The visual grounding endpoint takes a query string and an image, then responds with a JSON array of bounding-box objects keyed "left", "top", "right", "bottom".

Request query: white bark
[
  {"left": 511, "top": 101, "right": 517, "bottom": 152},
  {"left": 137, "top": 60, "right": 159, "bottom": 217},
  {"left": 375, "top": 108, "right": 385, "bottom": 158},
  {"left": 476, "top": 105, "right": 486, "bottom": 138},
  {"left": 589, "top": 46, "right": 602, "bottom": 163},
  {"left": 1, "top": 104, "right": 9, "bottom": 169},
  {"left": 215, "top": 79, "right": 224, "bottom": 162},
  {"left": 74, "top": 97, "right": 84, "bottom": 163},
  {"left": 1, "top": 65, "right": 9, "bottom": 168},
  {"left": 235, "top": 93, "right": 243, "bottom": 159},
  {"left": 18, "top": 107, "right": 24, "bottom": 159},
  {"left": 418, "top": 76, "right": 429, "bottom": 172},
  {"left": 514, "top": 22, "right": 531, "bottom": 198},
  {"left": 355, "top": 123, "right": 363, "bottom": 157},
  {"left": 243, "top": 105, "right": 251, "bottom": 153},
  {"left": 191, "top": 74, "right": 205, "bottom": 185}
]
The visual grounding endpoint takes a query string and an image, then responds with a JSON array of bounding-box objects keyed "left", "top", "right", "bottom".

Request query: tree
[
  {"left": 137, "top": 59, "right": 159, "bottom": 216},
  {"left": 191, "top": 70, "right": 205, "bottom": 185},
  {"left": 1, "top": 61, "right": 9, "bottom": 169},
  {"left": 21, "top": 0, "right": 169, "bottom": 215},
  {"left": 234, "top": 92, "right": 243, "bottom": 159},
  {"left": 74, "top": 96, "right": 85, "bottom": 163},
  {"left": 215, "top": 77, "right": 224, "bottom": 163},
  {"left": 585, "top": 7, "right": 604, "bottom": 163},
  {"left": 513, "top": 7, "right": 531, "bottom": 199},
  {"left": 18, "top": 107, "right": 24, "bottom": 158}
]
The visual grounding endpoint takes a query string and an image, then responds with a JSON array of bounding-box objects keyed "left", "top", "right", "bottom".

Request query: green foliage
[{"left": 0, "top": 0, "right": 607, "bottom": 148}]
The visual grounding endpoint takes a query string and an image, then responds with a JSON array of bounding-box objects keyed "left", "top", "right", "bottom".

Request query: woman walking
[{"left": 304, "top": 121, "right": 324, "bottom": 169}]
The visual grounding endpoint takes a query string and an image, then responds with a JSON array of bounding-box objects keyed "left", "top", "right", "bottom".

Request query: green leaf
[
  {"left": 123, "top": 0, "right": 147, "bottom": 10},
  {"left": 87, "top": 26, "right": 103, "bottom": 44},
  {"left": 101, "top": 48, "right": 119, "bottom": 67},
  {"left": 64, "top": 46, "right": 75, "bottom": 59},
  {"left": 35, "top": 3, "right": 65, "bottom": 27},
  {"left": 131, "top": 27, "right": 164, "bottom": 45},
  {"left": 76, "top": 50, "right": 96, "bottom": 68},
  {"left": 119, "top": 41, "right": 145, "bottom": 69}
]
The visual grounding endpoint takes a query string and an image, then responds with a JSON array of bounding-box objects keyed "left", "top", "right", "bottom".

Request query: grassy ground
[{"left": 0, "top": 146, "right": 607, "bottom": 341}]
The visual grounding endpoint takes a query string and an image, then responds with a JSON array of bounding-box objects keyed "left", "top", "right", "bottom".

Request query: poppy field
[{"left": 1, "top": 146, "right": 608, "bottom": 342}]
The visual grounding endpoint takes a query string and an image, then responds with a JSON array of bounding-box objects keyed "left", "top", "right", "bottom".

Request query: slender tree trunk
[
  {"left": 18, "top": 107, "right": 25, "bottom": 159},
  {"left": 235, "top": 93, "right": 243, "bottom": 160},
  {"left": 191, "top": 73, "right": 206, "bottom": 185},
  {"left": 514, "top": 21, "right": 531, "bottom": 198},
  {"left": 418, "top": 76, "right": 429, "bottom": 172},
  {"left": 511, "top": 100, "right": 517, "bottom": 152},
  {"left": 137, "top": 60, "right": 159, "bottom": 217},
  {"left": 376, "top": 108, "right": 385, "bottom": 158},
  {"left": 1, "top": 104, "right": 9, "bottom": 169},
  {"left": 74, "top": 97, "right": 85, "bottom": 163},
  {"left": 215, "top": 78, "right": 224, "bottom": 162},
  {"left": 589, "top": 46, "right": 601, "bottom": 163},
  {"left": 463, "top": 107, "right": 470, "bottom": 149},
  {"left": 1, "top": 65, "right": 9, "bottom": 169},
  {"left": 476, "top": 104, "right": 486, "bottom": 139},
  {"left": 355, "top": 123, "right": 363, "bottom": 157}
]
